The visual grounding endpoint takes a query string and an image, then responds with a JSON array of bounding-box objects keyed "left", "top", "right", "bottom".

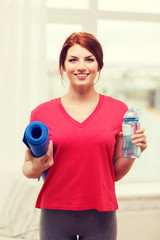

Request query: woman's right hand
[{"left": 22, "top": 140, "right": 54, "bottom": 179}]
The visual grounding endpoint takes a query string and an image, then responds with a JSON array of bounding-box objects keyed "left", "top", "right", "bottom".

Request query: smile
[
  {"left": 74, "top": 73, "right": 89, "bottom": 80},
  {"left": 74, "top": 73, "right": 89, "bottom": 77}
]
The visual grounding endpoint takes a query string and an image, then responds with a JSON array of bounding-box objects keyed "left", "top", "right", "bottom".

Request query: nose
[{"left": 77, "top": 60, "right": 86, "bottom": 72}]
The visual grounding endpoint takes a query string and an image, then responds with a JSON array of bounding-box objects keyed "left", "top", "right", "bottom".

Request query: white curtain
[{"left": 0, "top": 0, "right": 48, "bottom": 172}]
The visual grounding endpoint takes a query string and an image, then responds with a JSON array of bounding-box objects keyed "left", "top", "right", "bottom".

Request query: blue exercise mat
[{"left": 22, "top": 121, "right": 50, "bottom": 181}]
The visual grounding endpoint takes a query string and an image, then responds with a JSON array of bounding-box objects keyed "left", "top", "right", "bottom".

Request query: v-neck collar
[{"left": 56, "top": 94, "right": 104, "bottom": 128}]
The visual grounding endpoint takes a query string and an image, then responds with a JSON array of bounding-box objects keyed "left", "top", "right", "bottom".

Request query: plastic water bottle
[{"left": 122, "top": 108, "right": 141, "bottom": 158}]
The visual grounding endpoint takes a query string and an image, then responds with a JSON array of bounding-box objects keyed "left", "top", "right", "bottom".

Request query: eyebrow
[{"left": 69, "top": 55, "right": 94, "bottom": 58}]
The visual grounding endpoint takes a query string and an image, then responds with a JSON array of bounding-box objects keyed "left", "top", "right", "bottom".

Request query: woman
[{"left": 22, "top": 32, "right": 147, "bottom": 240}]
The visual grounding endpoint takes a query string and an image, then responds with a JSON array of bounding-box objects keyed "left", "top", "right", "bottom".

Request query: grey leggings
[{"left": 40, "top": 209, "right": 117, "bottom": 240}]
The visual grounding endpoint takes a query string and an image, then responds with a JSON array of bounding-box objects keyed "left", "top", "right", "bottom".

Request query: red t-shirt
[{"left": 30, "top": 94, "right": 128, "bottom": 211}]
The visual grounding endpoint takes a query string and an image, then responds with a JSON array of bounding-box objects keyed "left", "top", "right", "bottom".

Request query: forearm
[
  {"left": 22, "top": 161, "right": 42, "bottom": 179},
  {"left": 113, "top": 157, "right": 136, "bottom": 182},
  {"left": 113, "top": 128, "right": 147, "bottom": 182},
  {"left": 22, "top": 141, "right": 54, "bottom": 179}
]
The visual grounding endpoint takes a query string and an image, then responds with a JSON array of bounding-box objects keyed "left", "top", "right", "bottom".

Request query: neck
[{"left": 66, "top": 85, "right": 99, "bottom": 102}]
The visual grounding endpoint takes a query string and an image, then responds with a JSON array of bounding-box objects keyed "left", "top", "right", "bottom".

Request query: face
[{"left": 63, "top": 44, "right": 99, "bottom": 89}]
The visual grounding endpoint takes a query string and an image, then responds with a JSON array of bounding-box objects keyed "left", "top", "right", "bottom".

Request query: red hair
[{"left": 59, "top": 32, "right": 104, "bottom": 78}]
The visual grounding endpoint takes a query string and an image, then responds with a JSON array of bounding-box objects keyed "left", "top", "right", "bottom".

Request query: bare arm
[
  {"left": 22, "top": 140, "right": 54, "bottom": 179},
  {"left": 113, "top": 128, "right": 147, "bottom": 182}
]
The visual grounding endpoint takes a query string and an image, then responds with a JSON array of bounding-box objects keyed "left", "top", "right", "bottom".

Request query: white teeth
[{"left": 75, "top": 74, "right": 88, "bottom": 76}]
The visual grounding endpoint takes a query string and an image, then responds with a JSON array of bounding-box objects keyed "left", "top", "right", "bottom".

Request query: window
[
  {"left": 97, "top": 19, "right": 160, "bottom": 181},
  {"left": 98, "top": 0, "right": 160, "bottom": 13},
  {"left": 47, "top": 0, "right": 89, "bottom": 9},
  {"left": 46, "top": 23, "right": 82, "bottom": 62},
  {"left": 46, "top": 2, "right": 160, "bottom": 182},
  {"left": 98, "top": 20, "right": 160, "bottom": 65}
]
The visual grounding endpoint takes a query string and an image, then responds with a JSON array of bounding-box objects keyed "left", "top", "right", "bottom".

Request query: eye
[
  {"left": 68, "top": 58, "right": 77, "bottom": 63},
  {"left": 86, "top": 58, "right": 94, "bottom": 62}
]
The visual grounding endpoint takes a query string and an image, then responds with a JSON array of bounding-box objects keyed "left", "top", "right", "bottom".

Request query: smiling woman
[
  {"left": 63, "top": 44, "right": 99, "bottom": 88},
  {"left": 59, "top": 32, "right": 104, "bottom": 80},
  {"left": 22, "top": 32, "right": 147, "bottom": 240}
]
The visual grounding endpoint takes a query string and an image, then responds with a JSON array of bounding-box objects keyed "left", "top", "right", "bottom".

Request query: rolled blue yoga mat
[{"left": 22, "top": 121, "right": 50, "bottom": 181}]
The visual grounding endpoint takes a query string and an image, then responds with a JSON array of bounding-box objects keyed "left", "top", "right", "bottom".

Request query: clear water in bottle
[{"left": 122, "top": 108, "right": 141, "bottom": 158}]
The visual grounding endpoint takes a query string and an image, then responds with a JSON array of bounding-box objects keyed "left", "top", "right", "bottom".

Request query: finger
[
  {"left": 48, "top": 140, "right": 53, "bottom": 154},
  {"left": 132, "top": 137, "right": 147, "bottom": 144},
  {"left": 48, "top": 155, "right": 54, "bottom": 167},
  {"left": 43, "top": 153, "right": 54, "bottom": 168},
  {"left": 131, "top": 133, "right": 146, "bottom": 139},
  {"left": 135, "top": 143, "right": 147, "bottom": 152},
  {"left": 135, "top": 142, "right": 147, "bottom": 147},
  {"left": 119, "top": 132, "right": 123, "bottom": 137},
  {"left": 25, "top": 147, "right": 34, "bottom": 160},
  {"left": 135, "top": 128, "right": 145, "bottom": 134},
  {"left": 41, "top": 140, "right": 53, "bottom": 164}
]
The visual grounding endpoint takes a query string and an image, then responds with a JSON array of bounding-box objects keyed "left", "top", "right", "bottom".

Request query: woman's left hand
[{"left": 131, "top": 128, "right": 147, "bottom": 153}]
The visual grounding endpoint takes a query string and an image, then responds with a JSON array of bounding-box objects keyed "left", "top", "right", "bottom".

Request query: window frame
[{"left": 47, "top": 0, "right": 160, "bottom": 36}]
